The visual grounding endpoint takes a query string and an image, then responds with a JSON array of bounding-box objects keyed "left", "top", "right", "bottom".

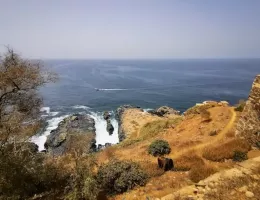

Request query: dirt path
[{"left": 173, "top": 108, "right": 237, "bottom": 158}]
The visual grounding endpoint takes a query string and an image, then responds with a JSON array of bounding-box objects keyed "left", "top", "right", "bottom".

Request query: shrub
[
  {"left": 66, "top": 156, "right": 99, "bottom": 200},
  {"left": 234, "top": 99, "right": 246, "bottom": 112},
  {"left": 200, "top": 108, "right": 211, "bottom": 122},
  {"left": 202, "top": 139, "right": 250, "bottom": 162},
  {"left": 96, "top": 160, "right": 148, "bottom": 195},
  {"left": 189, "top": 164, "right": 217, "bottom": 183},
  {"left": 209, "top": 130, "right": 217, "bottom": 136},
  {"left": 148, "top": 140, "right": 171, "bottom": 157},
  {"left": 0, "top": 146, "right": 69, "bottom": 199},
  {"left": 174, "top": 151, "right": 205, "bottom": 171},
  {"left": 185, "top": 104, "right": 215, "bottom": 116},
  {"left": 233, "top": 151, "right": 248, "bottom": 162}
]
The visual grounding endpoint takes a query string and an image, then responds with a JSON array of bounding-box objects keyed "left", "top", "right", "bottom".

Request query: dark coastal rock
[
  {"left": 116, "top": 105, "right": 143, "bottom": 142},
  {"left": 97, "top": 143, "right": 112, "bottom": 151},
  {"left": 45, "top": 114, "right": 96, "bottom": 155},
  {"left": 103, "top": 111, "right": 114, "bottom": 135},
  {"left": 149, "top": 106, "right": 180, "bottom": 117},
  {"left": 103, "top": 111, "right": 111, "bottom": 120},
  {"left": 106, "top": 119, "right": 114, "bottom": 135}
]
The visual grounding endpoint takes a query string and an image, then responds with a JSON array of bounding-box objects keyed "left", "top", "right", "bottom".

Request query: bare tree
[{"left": 0, "top": 48, "right": 57, "bottom": 150}]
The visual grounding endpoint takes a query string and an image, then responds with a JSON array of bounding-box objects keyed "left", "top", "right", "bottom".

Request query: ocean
[{"left": 31, "top": 59, "right": 260, "bottom": 150}]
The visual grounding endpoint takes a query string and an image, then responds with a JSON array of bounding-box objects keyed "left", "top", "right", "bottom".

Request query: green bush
[
  {"left": 148, "top": 140, "right": 171, "bottom": 157},
  {"left": 96, "top": 160, "right": 148, "bottom": 195},
  {"left": 234, "top": 99, "right": 246, "bottom": 112},
  {"left": 233, "top": 151, "right": 248, "bottom": 162}
]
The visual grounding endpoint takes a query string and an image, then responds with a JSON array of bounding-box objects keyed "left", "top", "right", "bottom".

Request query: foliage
[
  {"left": 0, "top": 48, "right": 57, "bottom": 146},
  {"left": 234, "top": 99, "right": 246, "bottom": 112},
  {"left": 0, "top": 48, "right": 59, "bottom": 199},
  {"left": 66, "top": 155, "right": 100, "bottom": 200},
  {"left": 189, "top": 163, "right": 217, "bottom": 183},
  {"left": 202, "top": 139, "right": 250, "bottom": 162},
  {"left": 233, "top": 151, "right": 248, "bottom": 162},
  {"left": 148, "top": 139, "right": 171, "bottom": 157},
  {"left": 0, "top": 145, "right": 69, "bottom": 199},
  {"left": 96, "top": 160, "right": 148, "bottom": 195}
]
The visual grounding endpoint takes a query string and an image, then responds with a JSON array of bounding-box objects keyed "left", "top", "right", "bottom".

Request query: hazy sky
[{"left": 0, "top": 0, "right": 260, "bottom": 59}]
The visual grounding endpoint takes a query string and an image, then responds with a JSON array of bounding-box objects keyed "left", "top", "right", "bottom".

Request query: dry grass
[
  {"left": 202, "top": 138, "right": 251, "bottom": 162},
  {"left": 226, "top": 130, "right": 235, "bottom": 138},
  {"left": 139, "top": 117, "right": 182, "bottom": 139},
  {"left": 174, "top": 151, "right": 205, "bottom": 171},
  {"left": 103, "top": 146, "right": 116, "bottom": 160},
  {"left": 138, "top": 160, "right": 164, "bottom": 178},
  {"left": 185, "top": 103, "right": 216, "bottom": 116},
  {"left": 188, "top": 163, "right": 217, "bottom": 183}
]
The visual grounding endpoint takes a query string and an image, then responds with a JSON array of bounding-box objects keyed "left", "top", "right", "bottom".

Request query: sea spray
[
  {"left": 89, "top": 111, "right": 119, "bottom": 145},
  {"left": 31, "top": 115, "right": 69, "bottom": 151}
]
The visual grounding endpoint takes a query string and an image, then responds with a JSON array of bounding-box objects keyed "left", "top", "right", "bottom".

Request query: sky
[{"left": 0, "top": 0, "right": 260, "bottom": 59}]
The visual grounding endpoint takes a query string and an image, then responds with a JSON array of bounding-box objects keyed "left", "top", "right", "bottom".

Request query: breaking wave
[
  {"left": 40, "top": 107, "right": 50, "bottom": 114},
  {"left": 89, "top": 111, "right": 119, "bottom": 145},
  {"left": 31, "top": 114, "right": 69, "bottom": 151},
  {"left": 72, "top": 105, "right": 90, "bottom": 110},
  {"left": 31, "top": 105, "right": 119, "bottom": 151},
  {"left": 97, "top": 88, "right": 129, "bottom": 91}
]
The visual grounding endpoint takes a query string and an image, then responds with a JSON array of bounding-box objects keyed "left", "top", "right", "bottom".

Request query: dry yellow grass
[
  {"left": 202, "top": 138, "right": 251, "bottom": 162},
  {"left": 174, "top": 150, "right": 205, "bottom": 171},
  {"left": 98, "top": 105, "right": 239, "bottom": 199},
  {"left": 188, "top": 163, "right": 217, "bottom": 183},
  {"left": 138, "top": 159, "right": 164, "bottom": 177}
]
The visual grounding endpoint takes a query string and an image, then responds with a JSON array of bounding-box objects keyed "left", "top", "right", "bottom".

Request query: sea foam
[
  {"left": 31, "top": 115, "right": 69, "bottom": 151},
  {"left": 72, "top": 105, "right": 90, "bottom": 110},
  {"left": 89, "top": 111, "right": 119, "bottom": 145}
]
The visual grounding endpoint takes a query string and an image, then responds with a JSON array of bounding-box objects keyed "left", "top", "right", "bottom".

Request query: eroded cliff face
[{"left": 236, "top": 74, "right": 260, "bottom": 148}]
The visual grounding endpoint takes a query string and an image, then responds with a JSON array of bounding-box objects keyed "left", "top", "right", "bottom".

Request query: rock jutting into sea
[
  {"left": 116, "top": 105, "right": 143, "bottom": 142},
  {"left": 44, "top": 113, "right": 96, "bottom": 155}
]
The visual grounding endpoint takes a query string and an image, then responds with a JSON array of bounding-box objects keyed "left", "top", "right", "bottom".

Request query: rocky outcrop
[
  {"left": 116, "top": 105, "right": 142, "bottom": 141},
  {"left": 45, "top": 114, "right": 96, "bottom": 155},
  {"left": 148, "top": 106, "right": 180, "bottom": 117},
  {"left": 97, "top": 143, "right": 112, "bottom": 150},
  {"left": 236, "top": 74, "right": 260, "bottom": 148},
  {"left": 103, "top": 111, "right": 110, "bottom": 120},
  {"left": 106, "top": 119, "right": 114, "bottom": 135},
  {"left": 103, "top": 111, "right": 114, "bottom": 135}
]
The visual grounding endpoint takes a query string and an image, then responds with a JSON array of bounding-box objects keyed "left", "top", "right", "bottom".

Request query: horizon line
[{"left": 36, "top": 57, "right": 260, "bottom": 60}]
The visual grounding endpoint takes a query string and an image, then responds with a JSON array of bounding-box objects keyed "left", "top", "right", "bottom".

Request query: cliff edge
[{"left": 236, "top": 74, "right": 260, "bottom": 148}]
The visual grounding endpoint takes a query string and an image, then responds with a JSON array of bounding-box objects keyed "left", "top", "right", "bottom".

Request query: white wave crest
[
  {"left": 49, "top": 112, "right": 59, "bottom": 116},
  {"left": 72, "top": 105, "right": 90, "bottom": 110},
  {"left": 31, "top": 115, "right": 69, "bottom": 151},
  {"left": 40, "top": 107, "right": 50, "bottom": 114},
  {"left": 143, "top": 108, "right": 153, "bottom": 112},
  {"left": 98, "top": 88, "right": 129, "bottom": 91},
  {"left": 89, "top": 112, "right": 119, "bottom": 145}
]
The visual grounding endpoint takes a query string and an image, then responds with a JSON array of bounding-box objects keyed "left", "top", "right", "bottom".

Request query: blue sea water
[
  {"left": 41, "top": 59, "right": 259, "bottom": 111},
  {"left": 32, "top": 59, "right": 260, "bottom": 150}
]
